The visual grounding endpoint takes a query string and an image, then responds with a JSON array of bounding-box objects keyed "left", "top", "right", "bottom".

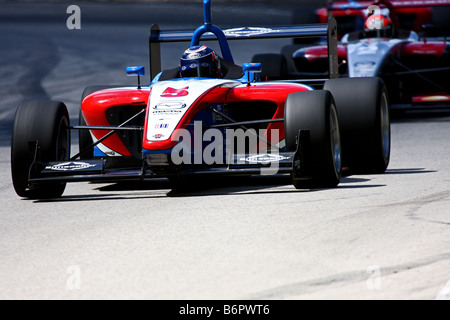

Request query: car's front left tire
[{"left": 11, "top": 100, "right": 70, "bottom": 199}]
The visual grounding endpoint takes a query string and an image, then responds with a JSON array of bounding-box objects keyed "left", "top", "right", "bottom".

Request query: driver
[
  {"left": 364, "top": 14, "right": 393, "bottom": 37},
  {"left": 180, "top": 45, "right": 222, "bottom": 78}
]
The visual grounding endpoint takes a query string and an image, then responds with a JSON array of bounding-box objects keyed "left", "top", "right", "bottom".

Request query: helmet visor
[{"left": 180, "top": 62, "right": 216, "bottom": 78}]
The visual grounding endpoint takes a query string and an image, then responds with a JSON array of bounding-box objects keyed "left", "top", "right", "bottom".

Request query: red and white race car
[
  {"left": 294, "top": 0, "right": 450, "bottom": 39},
  {"left": 279, "top": 0, "right": 450, "bottom": 113},
  {"left": 11, "top": 0, "right": 390, "bottom": 199}
]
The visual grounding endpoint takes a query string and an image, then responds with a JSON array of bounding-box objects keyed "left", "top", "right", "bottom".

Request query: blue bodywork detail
[
  {"left": 243, "top": 63, "right": 262, "bottom": 74},
  {"left": 126, "top": 66, "right": 145, "bottom": 77},
  {"left": 190, "top": 0, "right": 234, "bottom": 63},
  {"left": 152, "top": 72, "right": 162, "bottom": 83},
  {"left": 152, "top": 71, "right": 259, "bottom": 84},
  {"left": 241, "top": 71, "right": 260, "bottom": 84},
  {"left": 143, "top": 148, "right": 173, "bottom": 157},
  {"left": 94, "top": 146, "right": 107, "bottom": 157}
]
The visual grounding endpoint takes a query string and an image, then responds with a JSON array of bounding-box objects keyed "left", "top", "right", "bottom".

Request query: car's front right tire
[{"left": 285, "top": 90, "right": 342, "bottom": 189}]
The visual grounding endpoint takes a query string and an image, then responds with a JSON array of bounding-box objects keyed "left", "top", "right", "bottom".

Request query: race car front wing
[{"left": 27, "top": 130, "right": 311, "bottom": 184}]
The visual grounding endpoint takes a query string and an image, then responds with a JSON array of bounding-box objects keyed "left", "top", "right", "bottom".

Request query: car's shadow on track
[
  {"left": 33, "top": 168, "right": 433, "bottom": 202},
  {"left": 98, "top": 174, "right": 384, "bottom": 197},
  {"left": 97, "top": 168, "right": 434, "bottom": 197}
]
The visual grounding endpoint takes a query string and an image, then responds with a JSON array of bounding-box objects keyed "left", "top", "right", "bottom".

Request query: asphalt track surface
[{"left": 1, "top": 1, "right": 450, "bottom": 300}]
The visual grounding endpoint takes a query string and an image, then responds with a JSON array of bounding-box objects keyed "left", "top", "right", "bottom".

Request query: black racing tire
[
  {"left": 11, "top": 100, "right": 70, "bottom": 198},
  {"left": 323, "top": 77, "right": 390, "bottom": 174},
  {"left": 281, "top": 44, "right": 307, "bottom": 74},
  {"left": 78, "top": 109, "right": 93, "bottom": 160},
  {"left": 284, "top": 90, "right": 342, "bottom": 189},
  {"left": 251, "top": 53, "right": 287, "bottom": 81},
  {"left": 431, "top": 7, "right": 450, "bottom": 36}
]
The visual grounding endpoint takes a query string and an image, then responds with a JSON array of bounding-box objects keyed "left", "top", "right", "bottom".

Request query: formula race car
[
  {"left": 11, "top": 0, "right": 390, "bottom": 199},
  {"left": 279, "top": 0, "right": 450, "bottom": 113},
  {"left": 294, "top": 0, "right": 450, "bottom": 40}
]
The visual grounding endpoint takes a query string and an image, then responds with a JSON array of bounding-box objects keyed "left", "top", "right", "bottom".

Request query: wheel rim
[
  {"left": 330, "top": 104, "right": 342, "bottom": 174},
  {"left": 380, "top": 91, "right": 390, "bottom": 160}
]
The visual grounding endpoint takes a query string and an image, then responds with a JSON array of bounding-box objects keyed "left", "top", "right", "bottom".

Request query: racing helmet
[
  {"left": 180, "top": 45, "right": 221, "bottom": 78},
  {"left": 365, "top": 14, "right": 392, "bottom": 31}
]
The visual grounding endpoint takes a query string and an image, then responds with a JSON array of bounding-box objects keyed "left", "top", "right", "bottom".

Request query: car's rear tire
[
  {"left": 281, "top": 44, "right": 307, "bottom": 74},
  {"left": 324, "top": 77, "right": 390, "bottom": 174},
  {"left": 11, "top": 100, "right": 70, "bottom": 198},
  {"left": 251, "top": 53, "right": 287, "bottom": 80},
  {"left": 285, "top": 90, "right": 342, "bottom": 189},
  {"left": 431, "top": 7, "right": 450, "bottom": 36}
]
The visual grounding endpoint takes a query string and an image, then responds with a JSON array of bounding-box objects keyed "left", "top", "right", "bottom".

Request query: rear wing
[{"left": 148, "top": 1, "right": 338, "bottom": 81}]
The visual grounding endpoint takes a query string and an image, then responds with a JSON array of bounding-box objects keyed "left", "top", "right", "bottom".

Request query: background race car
[
  {"left": 293, "top": 0, "right": 450, "bottom": 40},
  {"left": 269, "top": 0, "right": 450, "bottom": 114}
]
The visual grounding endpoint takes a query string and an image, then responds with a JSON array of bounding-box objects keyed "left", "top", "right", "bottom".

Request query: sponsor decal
[
  {"left": 45, "top": 161, "right": 97, "bottom": 171},
  {"left": 152, "top": 134, "right": 164, "bottom": 140},
  {"left": 152, "top": 109, "right": 183, "bottom": 115},
  {"left": 353, "top": 61, "right": 376, "bottom": 75},
  {"left": 239, "top": 154, "right": 290, "bottom": 164},
  {"left": 354, "top": 61, "right": 376, "bottom": 69},
  {"left": 161, "top": 87, "right": 189, "bottom": 97},
  {"left": 224, "top": 27, "right": 278, "bottom": 38},
  {"left": 153, "top": 102, "right": 187, "bottom": 110},
  {"left": 187, "top": 53, "right": 202, "bottom": 59},
  {"left": 147, "top": 79, "right": 236, "bottom": 142},
  {"left": 155, "top": 123, "right": 169, "bottom": 129}
]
